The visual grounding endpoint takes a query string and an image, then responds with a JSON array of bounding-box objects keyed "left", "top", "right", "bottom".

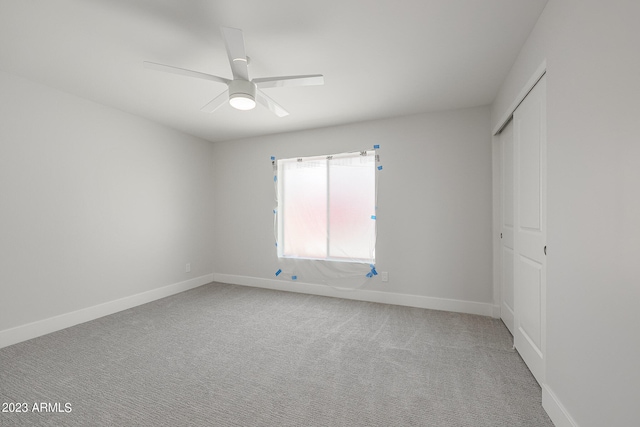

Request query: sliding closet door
[
  {"left": 513, "top": 74, "right": 547, "bottom": 385},
  {"left": 500, "top": 119, "right": 515, "bottom": 335}
]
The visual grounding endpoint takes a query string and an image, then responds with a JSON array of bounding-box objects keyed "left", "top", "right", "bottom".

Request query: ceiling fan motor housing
[{"left": 229, "top": 79, "right": 256, "bottom": 102}]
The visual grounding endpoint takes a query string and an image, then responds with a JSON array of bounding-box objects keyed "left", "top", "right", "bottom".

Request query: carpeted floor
[{"left": 0, "top": 282, "right": 554, "bottom": 426}]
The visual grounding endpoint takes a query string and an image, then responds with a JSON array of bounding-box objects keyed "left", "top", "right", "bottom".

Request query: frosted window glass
[
  {"left": 277, "top": 151, "right": 376, "bottom": 263},
  {"left": 329, "top": 155, "right": 375, "bottom": 260},
  {"left": 282, "top": 160, "right": 327, "bottom": 258}
]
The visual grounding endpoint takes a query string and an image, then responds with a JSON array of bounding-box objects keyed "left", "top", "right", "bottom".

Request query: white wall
[
  {"left": 492, "top": 1, "right": 640, "bottom": 425},
  {"left": 0, "top": 71, "right": 215, "bottom": 345},
  {"left": 213, "top": 106, "right": 494, "bottom": 314}
]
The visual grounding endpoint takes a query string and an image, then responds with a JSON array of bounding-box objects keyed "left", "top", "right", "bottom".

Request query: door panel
[
  {"left": 518, "top": 255, "right": 542, "bottom": 352},
  {"left": 503, "top": 124, "right": 514, "bottom": 227},
  {"left": 518, "top": 107, "right": 542, "bottom": 230},
  {"left": 513, "top": 74, "right": 547, "bottom": 385},
  {"left": 502, "top": 246, "right": 515, "bottom": 331}
]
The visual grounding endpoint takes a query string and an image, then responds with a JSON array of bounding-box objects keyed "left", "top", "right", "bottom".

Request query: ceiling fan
[{"left": 143, "top": 26, "right": 324, "bottom": 117}]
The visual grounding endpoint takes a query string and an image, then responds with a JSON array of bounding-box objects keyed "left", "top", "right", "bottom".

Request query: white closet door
[
  {"left": 500, "top": 119, "right": 515, "bottom": 335},
  {"left": 513, "top": 74, "right": 547, "bottom": 385}
]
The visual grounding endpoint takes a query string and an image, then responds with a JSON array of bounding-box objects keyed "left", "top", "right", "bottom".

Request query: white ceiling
[{"left": 0, "top": 0, "right": 547, "bottom": 143}]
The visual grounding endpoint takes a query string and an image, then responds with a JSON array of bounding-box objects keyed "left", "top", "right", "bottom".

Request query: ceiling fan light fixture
[
  {"left": 229, "top": 94, "right": 256, "bottom": 110},
  {"left": 228, "top": 79, "right": 257, "bottom": 111}
]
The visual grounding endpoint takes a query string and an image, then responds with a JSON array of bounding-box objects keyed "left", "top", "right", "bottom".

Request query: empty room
[{"left": 1, "top": 1, "right": 638, "bottom": 426}]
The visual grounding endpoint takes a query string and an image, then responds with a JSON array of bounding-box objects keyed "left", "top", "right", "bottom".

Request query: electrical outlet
[
  {"left": 185, "top": 263, "right": 191, "bottom": 273},
  {"left": 381, "top": 272, "right": 388, "bottom": 282}
]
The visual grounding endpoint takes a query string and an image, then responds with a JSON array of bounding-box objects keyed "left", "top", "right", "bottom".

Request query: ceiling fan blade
[
  {"left": 256, "top": 89, "right": 289, "bottom": 117},
  {"left": 253, "top": 74, "right": 324, "bottom": 89},
  {"left": 201, "top": 89, "right": 229, "bottom": 113},
  {"left": 143, "top": 61, "right": 230, "bottom": 85},
  {"left": 221, "top": 27, "right": 249, "bottom": 81}
]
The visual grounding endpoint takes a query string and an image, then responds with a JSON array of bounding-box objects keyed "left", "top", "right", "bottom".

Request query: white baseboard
[
  {"left": 542, "top": 384, "right": 579, "bottom": 427},
  {"left": 492, "top": 304, "right": 502, "bottom": 319},
  {"left": 0, "top": 274, "right": 214, "bottom": 349},
  {"left": 213, "top": 273, "right": 495, "bottom": 317}
]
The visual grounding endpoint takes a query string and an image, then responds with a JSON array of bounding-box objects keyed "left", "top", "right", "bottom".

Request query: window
[{"left": 276, "top": 150, "right": 376, "bottom": 263}]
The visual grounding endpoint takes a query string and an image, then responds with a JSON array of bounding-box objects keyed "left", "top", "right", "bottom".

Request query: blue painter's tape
[
  {"left": 273, "top": 209, "right": 277, "bottom": 214},
  {"left": 271, "top": 156, "right": 276, "bottom": 161},
  {"left": 292, "top": 275, "right": 297, "bottom": 281},
  {"left": 373, "top": 144, "right": 380, "bottom": 149},
  {"left": 275, "top": 269, "right": 282, "bottom": 276},
  {"left": 371, "top": 267, "right": 378, "bottom": 276},
  {"left": 371, "top": 215, "right": 376, "bottom": 220},
  {"left": 275, "top": 242, "right": 278, "bottom": 247},
  {"left": 274, "top": 175, "right": 278, "bottom": 182},
  {"left": 377, "top": 165, "right": 383, "bottom": 170},
  {"left": 366, "top": 272, "right": 373, "bottom": 278}
]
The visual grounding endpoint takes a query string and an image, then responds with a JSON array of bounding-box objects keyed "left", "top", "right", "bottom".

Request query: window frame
[{"left": 276, "top": 150, "right": 377, "bottom": 264}]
